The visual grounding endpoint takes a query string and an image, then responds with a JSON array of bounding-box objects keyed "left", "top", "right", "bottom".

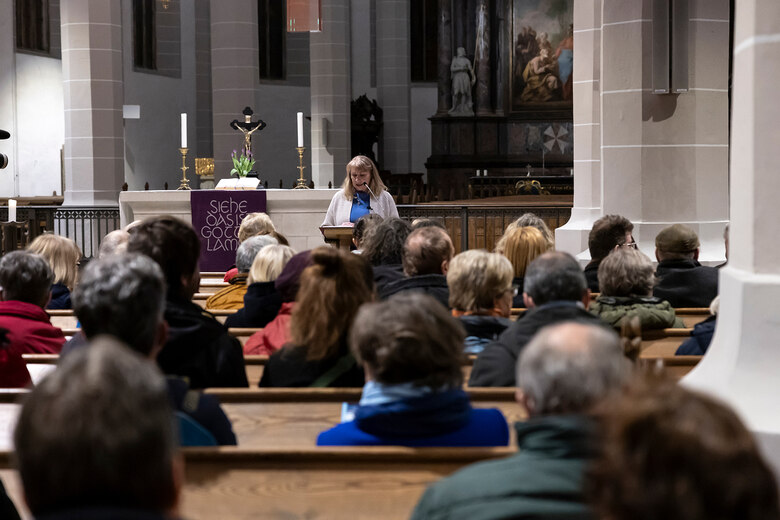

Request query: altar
[{"left": 119, "top": 189, "right": 339, "bottom": 253}]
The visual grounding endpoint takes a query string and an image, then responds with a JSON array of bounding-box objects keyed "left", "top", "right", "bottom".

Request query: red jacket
[
  {"left": 243, "top": 302, "right": 294, "bottom": 356},
  {"left": 0, "top": 349, "right": 32, "bottom": 388},
  {"left": 0, "top": 300, "right": 65, "bottom": 354}
]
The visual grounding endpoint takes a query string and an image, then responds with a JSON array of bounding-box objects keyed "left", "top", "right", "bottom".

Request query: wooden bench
[
  {"left": 637, "top": 355, "right": 702, "bottom": 379},
  {"left": 639, "top": 328, "right": 693, "bottom": 357},
  {"left": 198, "top": 279, "right": 229, "bottom": 294}
]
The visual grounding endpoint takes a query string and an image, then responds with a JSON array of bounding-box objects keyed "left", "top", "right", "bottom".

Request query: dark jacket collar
[
  {"left": 355, "top": 389, "right": 471, "bottom": 437},
  {"left": 656, "top": 258, "right": 701, "bottom": 271},
  {"left": 514, "top": 415, "right": 595, "bottom": 458}
]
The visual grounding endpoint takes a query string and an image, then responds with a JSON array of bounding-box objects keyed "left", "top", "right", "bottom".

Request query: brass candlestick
[
  {"left": 176, "top": 147, "right": 191, "bottom": 190},
  {"left": 293, "top": 146, "right": 310, "bottom": 189}
]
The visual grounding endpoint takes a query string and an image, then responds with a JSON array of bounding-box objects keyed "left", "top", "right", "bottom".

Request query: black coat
[
  {"left": 372, "top": 263, "right": 405, "bottom": 294},
  {"left": 584, "top": 260, "right": 600, "bottom": 293},
  {"left": 654, "top": 259, "right": 718, "bottom": 308},
  {"left": 259, "top": 342, "right": 365, "bottom": 388},
  {"left": 159, "top": 299, "right": 248, "bottom": 389},
  {"left": 469, "top": 302, "right": 608, "bottom": 387},
  {"left": 511, "top": 276, "right": 524, "bottom": 308},
  {"left": 224, "top": 281, "right": 282, "bottom": 329},
  {"left": 378, "top": 274, "right": 450, "bottom": 309}
]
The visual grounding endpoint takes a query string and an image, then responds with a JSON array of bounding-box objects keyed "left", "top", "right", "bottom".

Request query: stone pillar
[
  {"left": 61, "top": 0, "right": 124, "bottom": 206},
  {"left": 310, "top": 0, "right": 351, "bottom": 187},
  {"left": 376, "top": 0, "right": 411, "bottom": 173},
  {"left": 436, "top": 0, "right": 452, "bottom": 115},
  {"left": 474, "top": 0, "right": 491, "bottom": 115},
  {"left": 0, "top": 0, "right": 17, "bottom": 197},
  {"left": 684, "top": 0, "right": 780, "bottom": 475},
  {"left": 554, "top": 0, "right": 603, "bottom": 256},
  {"left": 210, "top": 0, "right": 258, "bottom": 182},
  {"left": 494, "top": 0, "right": 508, "bottom": 115}
]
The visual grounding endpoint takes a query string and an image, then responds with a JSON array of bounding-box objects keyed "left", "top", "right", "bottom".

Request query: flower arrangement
[{"left": 230, "top": 149, "right": 255, "bottom": 177}]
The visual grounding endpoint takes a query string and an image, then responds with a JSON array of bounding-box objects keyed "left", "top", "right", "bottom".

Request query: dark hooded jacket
[
  {"left": 378, "top": 274, "right": 449, "bottom": 309},
  {"left": 654, "top": 259, "right": 719, "bottom": 308}
]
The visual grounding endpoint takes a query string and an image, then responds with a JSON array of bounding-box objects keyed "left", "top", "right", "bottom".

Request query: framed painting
[{"left": 510, "top": 0, "right": 574, "bottom": 114}]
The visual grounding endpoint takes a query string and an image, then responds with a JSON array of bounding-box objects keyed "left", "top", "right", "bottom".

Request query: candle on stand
[
  {"left": 180, "top": 113, "right": 187, "bottom": 148},
  {"left": 297, "top": 112, "right": 304, "bottom": 147},
  {"left": 8, "top": 199, "right": 16, "bottom": 222}
]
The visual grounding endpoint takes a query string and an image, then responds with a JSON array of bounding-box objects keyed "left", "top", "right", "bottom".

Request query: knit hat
[
  {"left": 655, "top": 224, "right": 699, "bottom": 253},
  {"left": 274, "top": 250, "right": 312, "bottom": 302}
]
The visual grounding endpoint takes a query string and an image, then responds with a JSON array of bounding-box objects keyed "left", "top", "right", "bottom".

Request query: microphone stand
[{"left": 362, "top": 182, "right": 375, "bottom": 212}]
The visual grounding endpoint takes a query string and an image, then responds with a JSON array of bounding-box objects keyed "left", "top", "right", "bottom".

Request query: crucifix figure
[{"left": 230, "top": 106, "right": 266, "bottom": 155}]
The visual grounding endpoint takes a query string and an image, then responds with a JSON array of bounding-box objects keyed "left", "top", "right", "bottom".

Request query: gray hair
[
  {"left": 517, "top": 322, "right": 628, "bottom": 416},
  {"left": 72, "top": 253, "right": 165, "bottom": 356},
  {"left": 236, "top": 234, "right": 278, "bottom": 273},
  {"left": 0, "top": 251, "right": 53, "bottom": 306},
  {"left": 98, "top": 229, "right": 130, "bottom": 258},
  {"left": 14, "top": 337, "right": 178, "bottom": 514},
  {"left": 523, "top": 251, "right": 587, "bottom": 305}
]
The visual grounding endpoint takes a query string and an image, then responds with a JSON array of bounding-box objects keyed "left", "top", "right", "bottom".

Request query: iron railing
[{"left": 52, "top": 206, "right": 121, "bottom": 258}]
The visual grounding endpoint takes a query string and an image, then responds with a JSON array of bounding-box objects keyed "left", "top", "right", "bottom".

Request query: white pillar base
[{"left": 554, "top": 206, "right": 601, "bottom": 258}]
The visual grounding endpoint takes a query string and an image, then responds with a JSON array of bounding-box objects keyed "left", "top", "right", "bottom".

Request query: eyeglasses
[{"left": 508, "top": 285, "right": 519, "bottom": 297}]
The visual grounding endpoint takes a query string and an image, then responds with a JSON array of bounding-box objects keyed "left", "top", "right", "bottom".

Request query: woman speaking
[{"left": 322, "top": 155, "right": 399, "bottom": 226}]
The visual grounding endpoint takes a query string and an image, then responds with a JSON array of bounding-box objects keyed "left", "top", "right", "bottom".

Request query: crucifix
[{"left": 230, "top": 106, "right": 267, "bottom": 155}]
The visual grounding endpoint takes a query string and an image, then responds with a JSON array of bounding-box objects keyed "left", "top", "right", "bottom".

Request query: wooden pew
[
  {"left": 637, "top": 355, "right": 702, "bottom": 379},
  {"left": 0, "top": 445, "right": 514, "bottom": 520},
  {"left": 674, "top": 308, "right": 710, "bottom": 328},
  {"left": 198, "top": 279, "right": 229, "bottom": 294},
  {"left": 638, "top": 328, "right": 693, "bottom": 357}
]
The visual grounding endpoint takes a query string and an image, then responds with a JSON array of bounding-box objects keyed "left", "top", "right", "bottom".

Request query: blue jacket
[
  {"left": 676, "top": 315, "right": 716, "bottom": 355},
  {"left": 47, "top": 283, "right": 72, "bottom": 310},
  {"left": 317, "top": 389, "right": 509, "bottom": 447}
]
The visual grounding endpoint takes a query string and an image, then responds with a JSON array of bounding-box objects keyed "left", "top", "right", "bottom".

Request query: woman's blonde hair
[
  {"left": 499, "top": 226, "right": 551, "bottom": 278},
  {"left": 341, "top": 155, "right": 388, "bottom": 200},
  {"left": 237, "top": 212, "right": 276, "bottom": 242},
  {"left": 247, "top": 245, "right": 295, "bottom": 284},
  {"left": 598, "top": 247, "right": 656, "bottom": 297},
  {"left": 27, "top": 234, "right": 82, "bottom": 290},
  {"left": 495, "top": 213, "right": 554, "bottom": 253},
  {"left": 447, "top": 250, "right": 513, "bottom": 312}
]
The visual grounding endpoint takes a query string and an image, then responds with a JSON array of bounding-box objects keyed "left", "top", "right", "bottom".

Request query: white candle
[
  {"left": 297, "top": 112, "right": 304, "bottom": 147},
  {"left": 8, "top": 199, "right": 16, "bottom": 222},
  {"left": 180, "top": 113, "right": 187, "bottom": 148}
]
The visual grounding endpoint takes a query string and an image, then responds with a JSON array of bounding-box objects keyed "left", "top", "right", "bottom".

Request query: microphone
[{"left": 362, "top": 182, "right": 375, "bottom": 211}]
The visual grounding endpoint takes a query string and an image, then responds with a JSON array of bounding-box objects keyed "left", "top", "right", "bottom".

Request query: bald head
[
  {"left": 517, "top": 322, "right": 628, "bottom": 416},
  {"left": 402, "top": 227, "right": 455, "bottom": 276}
]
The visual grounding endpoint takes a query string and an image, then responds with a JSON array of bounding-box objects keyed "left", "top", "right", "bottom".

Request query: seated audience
[
  {"left": 223, "top": 211, "right": 280, "bottom": 282},
  {"left": 15, "top": 338, "right": 183, "bottom": 519},
  {"left": 496, "top": 226, "right": 551, "bottom": 307},
  {"left": 259, "top": 247, "right": 371, "bottom": 387},
  {"left": 469, "top": 251, "right": 606, "bottom": 387},
  {"left": 0, "top": 328, "right": 31, "bottom": 388},
  {"left": 411, "top": 321, "right": 629, "bottom": 519},
  {"left": 676, "top": 296, "right": 718, "bottom": 356},
  {"left": 225, "top": 244, "right": 294, "bottom": 329},
  {"left": 587, "top": 378, "right": 780, "bottom": 520},
  {"left": 318, "top": 293, "right": 509, "bottom": 447},
  {"left": 0, "top": 251, "right": 65, "bottom": 354},
  {"left": 495, "top": 212, "right": 555, "bottom": 252},
  {"left": 352, "top": 213, "right": 383, "bottom": 253},
  {"left": 584, "top": 214, "right": 635, "bottom": 292},
  {"left": 97, "top": 229, "right": 129, "bottom": 257},
  {"left": 128, "top": 216, "right": 248, "bottom": 388},
  {"left": 410, "top": 218, "right": 447, "bottom": 231},
  {"left": 243, "top": 249, "right": 312, "bottom": 355},
  {"left": 447, "top": 250, "right": 514, "bottom": 353},
  {"left": 653, "top": 223, "right": 719, "bottom": 307},
  {"left": 71, "top": 253, "right": 236, "bottom": 445},
  {"left": 379, "top": 226, "right": 454, "bottom": 308},
  {"left": 360, "top": 217, "right": 412, "bottom": 290},
  {"left": 206, "top": 234, "right": 278, "bottom": 310},
  {"left": 590, "top": 247, "right": 684, "bottom": 330},
  {"left": 27, "top": 233, "right": 82, "bottom": 310}
]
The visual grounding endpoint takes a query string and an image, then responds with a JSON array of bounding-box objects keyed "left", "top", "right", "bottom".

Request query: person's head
[
  {"left": 247, "top": 244, "right": 295, "bottom": 284},
  {"left": 342, "top": 155, "right": 387, "bottom": 199},
  {"left": 237, "top": 212, "right": 275, "bottom": 242},
  {"left": 27, "top": 233, "right": 82, "bottom": 290},
  {"left": 516, "top": 321, "right": 627, "bottom": 417},
  {"left": 274, "top": 250, "right": 312, "bottom": 302},
  {"left": 587, "top": 377, "right": 780, "bottom": 520},
  {"left": 402, "top": 226, "right": 455, "bottom": 276},
  {"left": 98, "top": 229, "right": 130, "bottom": 258},
  {"left": 14, "top": 337, "right": 180, "bottom": 516},
  {"left": 514, "top": 213, "right": 554, "bottom": 248},
  {"left": 655, "top": 223, "right": 700, "bottom": 262},
  {"left": 447, "top": 250, "right": 514, "bottom": 317},
  {"left": 588, "top": 215, "right": 635, "bottom": 262},
  {"left": 361, "top": 217, "right": 412, "bottom": 266},
  {"left": 410, "top": 218, "right": 447, "bottom": 232},
  {"left": 72, "top": 253, "right": 166, "bottom": 357},
  {"left": 523, "top": 251, "right": 589, "bottom": 308},
  {"left": 350, "top": 292, "right": 465, "bottom": 388},
  {"left": 0, "top": 251, "right": 53, "bottom": 308},
  {"left": 457, "top": 46, "right": 466, "bottom": 57},
  {"left": 352, "top": 213, "right": 384, "bottom": 250},
  {"left": 236, "top": 234, "right": 278, "bottom": 273},
  {"left": 290, "top": 246, "right": 373, "bottom": 361},
  {"left": 499, "top": 226, "right": 551, "bottom": 279},
  {"left": 598, "top": 247, "right": 656, "bottom": 297},
  {"left": 269, "top": 230, "right": 290, "bottom": 246},
  {"left": 127, "top": 216, "right": 200, "bottom": 301}
]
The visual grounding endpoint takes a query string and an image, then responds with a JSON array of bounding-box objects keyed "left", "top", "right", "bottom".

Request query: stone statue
[{"left": 449, "top": 47, "right": 476, "bottom": 116}]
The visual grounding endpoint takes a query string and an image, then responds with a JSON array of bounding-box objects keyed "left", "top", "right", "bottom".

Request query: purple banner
[{"left": 190, "top": 190, "right": 267, "bottom": 272}]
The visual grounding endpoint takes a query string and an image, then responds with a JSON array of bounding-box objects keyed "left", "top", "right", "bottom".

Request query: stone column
[
  {"left": 0, "top": 0, "right": 17, "bottom": 197},
  {"left": 61, "top": 0, "right": 124, "bottom": 206},
  {"left": 310, "top": 0, "right": 351, "bottom": 187},
  {"left": 474, "top": 0, "right": 491, "bottom": 115},
  {"left": 436, "top": 0, "right": 452, "bottom": 115},
  {"left": 554, "top": 0, "right": 603, "bottom": 256},
  {"left": 376, "top": 0, "right": 411, "bottom": 173},
  {"left": 684, "top": 0, "right": 780, "bottom": 475},
  {"left": 494, "top": 0, "right": 508, "bottom": 115},
  {"left": 210, "top": 0, "right": 258, "bottom": 182}
]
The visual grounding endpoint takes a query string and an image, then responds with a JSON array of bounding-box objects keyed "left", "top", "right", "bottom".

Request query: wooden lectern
[{"left": 320, "top": 225, "right": 354, "bottom": 251}]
